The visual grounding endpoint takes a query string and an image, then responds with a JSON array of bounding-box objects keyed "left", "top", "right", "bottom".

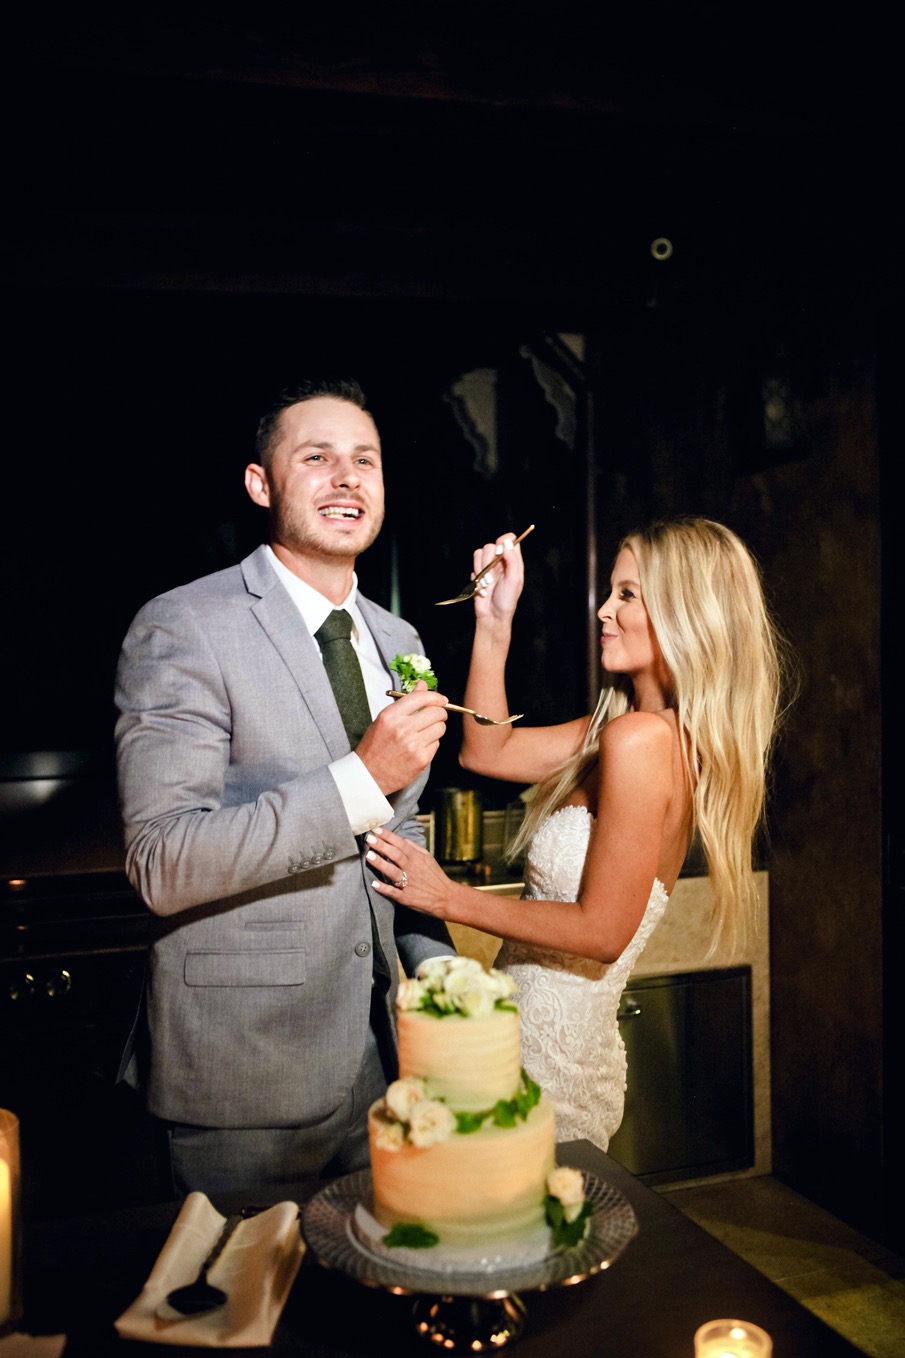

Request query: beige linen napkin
[{"left": 115, "top": 1192, "right": 304, "bottom": 1347}]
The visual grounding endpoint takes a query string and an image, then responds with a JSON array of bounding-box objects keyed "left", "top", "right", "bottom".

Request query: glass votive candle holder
[
  {"left": 0, "top": 1109, "right": 23, "bottom": 1334},
  {"left": 694, "top": 1318, "right": 773, "bottom": 1357}
]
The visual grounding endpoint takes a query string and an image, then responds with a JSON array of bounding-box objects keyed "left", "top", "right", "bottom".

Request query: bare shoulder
[{"left": 600, "top": 709, "right": 675, "bottom": 759}]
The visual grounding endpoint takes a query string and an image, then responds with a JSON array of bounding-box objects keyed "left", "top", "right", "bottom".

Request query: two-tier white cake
[{"left": 367, "top": 957, "right": 562, "bottom": 1251}]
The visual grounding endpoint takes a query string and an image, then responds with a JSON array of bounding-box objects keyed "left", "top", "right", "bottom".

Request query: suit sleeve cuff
[{"left": 328, "top": 752, "right": 395, "bottom": 835}]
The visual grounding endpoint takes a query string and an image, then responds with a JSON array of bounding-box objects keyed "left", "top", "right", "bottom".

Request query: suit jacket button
[{"left": 354, "top": 941, "right": 372, "bottom": 958}]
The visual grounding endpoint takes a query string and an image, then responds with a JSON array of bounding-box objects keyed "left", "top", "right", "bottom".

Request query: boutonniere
[{"left": 390, "top": 653, "right": 438, "bottom": 692}]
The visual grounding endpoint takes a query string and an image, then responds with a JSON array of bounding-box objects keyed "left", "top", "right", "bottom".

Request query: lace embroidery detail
[{"left": 495, "top": 805, "right": 669, "bottom": 1150}]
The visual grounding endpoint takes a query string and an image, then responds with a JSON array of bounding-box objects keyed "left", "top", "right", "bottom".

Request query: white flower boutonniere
[{"left": 390, "top": 653, "right": 438, "bottom": 692}]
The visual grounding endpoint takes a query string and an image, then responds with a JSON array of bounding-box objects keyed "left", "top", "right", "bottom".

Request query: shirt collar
[{"left": 264, "top": 545, "right": 359, "bottom": 639}]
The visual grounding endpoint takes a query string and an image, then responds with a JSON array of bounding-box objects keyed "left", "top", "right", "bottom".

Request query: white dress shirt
[{"left": 265, "top": 546, "right": 394, "bottom": 834}]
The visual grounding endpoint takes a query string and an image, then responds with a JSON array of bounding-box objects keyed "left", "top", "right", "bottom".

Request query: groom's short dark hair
[{"left": 255, "top": 378, "right": 370, "bottom": 471}]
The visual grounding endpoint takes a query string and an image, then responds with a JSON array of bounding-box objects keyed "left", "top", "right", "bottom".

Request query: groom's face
[{"left": 256, "top": 396, "right": 385, "bottom": 561}]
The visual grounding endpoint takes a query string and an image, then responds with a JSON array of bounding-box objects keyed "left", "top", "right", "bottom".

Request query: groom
[{"left": 115, "top": 378, "right": 455, "bottom": 1195}]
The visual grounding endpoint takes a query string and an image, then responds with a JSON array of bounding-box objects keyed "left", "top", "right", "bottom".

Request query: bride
[{"left": 367, "top": 517, "right": 784, "bottom": 1150}]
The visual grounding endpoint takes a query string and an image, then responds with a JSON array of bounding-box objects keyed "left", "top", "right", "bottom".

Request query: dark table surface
[{"left": 20, "top": 1141, "right": 866, "bottom": 1356}]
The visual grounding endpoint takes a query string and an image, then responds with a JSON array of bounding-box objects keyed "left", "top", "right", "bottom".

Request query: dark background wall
[{"left": 1, "top": 9, "right": 900, "bottom": 1244}]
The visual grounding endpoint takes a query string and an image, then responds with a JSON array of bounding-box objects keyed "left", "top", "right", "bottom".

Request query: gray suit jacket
[{"left": 115, "top": 545, "right": 454, "bottom": 1128}]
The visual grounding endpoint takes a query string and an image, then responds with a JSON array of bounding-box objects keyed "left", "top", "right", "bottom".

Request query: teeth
[{"left": 319, "top": 507, "right": 362, "bottom": 519}]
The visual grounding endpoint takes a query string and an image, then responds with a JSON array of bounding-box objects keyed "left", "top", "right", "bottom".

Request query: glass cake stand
[{"left": 301, "top": 1167, "right": 639, "bottom": 1350}]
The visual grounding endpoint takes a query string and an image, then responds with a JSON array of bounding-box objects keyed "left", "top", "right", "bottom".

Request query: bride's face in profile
[{"left": 597, "top": 548, "right": 665, "bottom": 682}]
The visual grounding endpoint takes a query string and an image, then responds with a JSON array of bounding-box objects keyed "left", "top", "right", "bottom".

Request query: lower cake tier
[{"left": 368, "top": 1096, "right": 556, "bottom": 1247}]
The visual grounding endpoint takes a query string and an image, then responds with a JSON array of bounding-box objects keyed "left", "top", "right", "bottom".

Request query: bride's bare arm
[
  {"left": 368, "top": 713, "right": 674, "bottom": 963},
  {"left": 458, "top": 532, "right": 590, "bottom": 785}
]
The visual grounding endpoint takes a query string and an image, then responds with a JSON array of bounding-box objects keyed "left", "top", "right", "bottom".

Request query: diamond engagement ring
[{"left": 396, "top": 871, "right": 408, "bottom": 889}]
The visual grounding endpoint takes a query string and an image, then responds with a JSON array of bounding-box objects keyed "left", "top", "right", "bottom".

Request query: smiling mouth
[{"left": 319, "top": 506, "right": 364, "bottom": 520}]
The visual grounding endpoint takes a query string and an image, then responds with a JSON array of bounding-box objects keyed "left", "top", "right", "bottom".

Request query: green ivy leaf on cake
[
  {"left": 399, "top": 955, "right": 518, "bottom": 1019},
  {"left": 544, "top": 1167, "right": 593, "bottom": 1248},
  {"left": 383, "top": 1222, "right": 441, "bottom": 1249},
  {"left": 454, "top": 1070, "right": 541, "bottom": 1135},
  {"left": 515, "top": 1071, "right": 541, "bottom": 1118},
  {"left": 373, "top": 1064, "right": 540, "bottom": 1147},
  {"left": 390, "top": 652, "right": 438, "bottom": 692}
]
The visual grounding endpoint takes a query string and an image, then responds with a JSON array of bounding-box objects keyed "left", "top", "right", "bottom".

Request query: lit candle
[
  {"left": 0, "top": 1155, "right": 11, "bottom": 1326},
  {"left": 0, "top": 1109, "right": 20, "bottom": 1334},
  {"left": 694, "top": 1318, "right": 773, "bottom": 1357}
]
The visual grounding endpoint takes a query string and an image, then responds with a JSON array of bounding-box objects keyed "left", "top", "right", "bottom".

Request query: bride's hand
[
  {"left": 366, "top": 826, "right": 454, "bottom": 918},
  {"left": 472, "top": 532, "right": 525, "bottom": 622}
]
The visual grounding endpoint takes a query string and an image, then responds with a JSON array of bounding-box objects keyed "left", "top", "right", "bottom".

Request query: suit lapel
[
  {"left": 357, "top": 594, "right": 412, "bottom": 674},
  {"left": 241, "top": 547, "right": 350, "bottom": 758}
]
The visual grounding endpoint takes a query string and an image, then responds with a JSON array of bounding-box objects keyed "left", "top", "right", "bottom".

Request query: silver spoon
[
  {"left": 387, "top": 691, "right": 524, "bottom": 726},
  {"left": 165, "top": 1207, "right": 260, "bottom": 1315}
]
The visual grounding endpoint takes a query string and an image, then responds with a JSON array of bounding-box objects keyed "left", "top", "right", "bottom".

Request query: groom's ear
[{"left": 244, "top": 463, "right": 271, "bottom": 508}]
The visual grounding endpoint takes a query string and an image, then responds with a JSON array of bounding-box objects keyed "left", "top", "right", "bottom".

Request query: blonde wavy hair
[{"left": 508, "top": 517, "right": 787, "bottom": 952}]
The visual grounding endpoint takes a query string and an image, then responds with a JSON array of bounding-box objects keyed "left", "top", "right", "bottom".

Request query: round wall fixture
[{"left": 650, "top": 237, "right": 674, "bottom": 261}]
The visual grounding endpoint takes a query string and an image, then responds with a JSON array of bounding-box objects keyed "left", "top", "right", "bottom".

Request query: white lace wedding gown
[{"left": 495, "top": 804, "right": 670, "bottom": 1150}]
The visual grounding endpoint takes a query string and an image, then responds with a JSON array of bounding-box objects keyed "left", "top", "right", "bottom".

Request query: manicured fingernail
[
  {"left": 495, "top": 544, "right": 504, "bottom": 555},
  {"left": 503, "top": 538, "right": 514, "bottom": 549},
  {"left": 366, "top": 850, "right": 375, "bottom": 861},
  {"left": 366, "top": 833, "right": 377, "bottom": 844}
]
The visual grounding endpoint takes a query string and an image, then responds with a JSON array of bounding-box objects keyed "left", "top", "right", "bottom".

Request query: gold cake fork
[
  {"left": 386, "top": 692, "right": 524, "bottom": 727},
  {"left": 434, "top": 524, "right": 535, "bottom": 605}
]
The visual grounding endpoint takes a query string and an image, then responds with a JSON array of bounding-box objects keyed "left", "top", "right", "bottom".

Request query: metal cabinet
[{"left": 608, "top": 966, "right": 753, "bottom": 1186}]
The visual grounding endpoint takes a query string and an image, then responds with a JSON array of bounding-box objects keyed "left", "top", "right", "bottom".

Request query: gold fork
[
  {"left": 434, "top": 524, "right": 535, "bottom": 605},
  {"left": 387, "top": 692, "right": 524, "bottom": 727}
]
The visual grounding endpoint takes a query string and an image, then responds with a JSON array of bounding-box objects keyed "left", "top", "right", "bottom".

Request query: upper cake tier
[{"left": 397, "top": 1006, "right": 522, "bottom": 1111}]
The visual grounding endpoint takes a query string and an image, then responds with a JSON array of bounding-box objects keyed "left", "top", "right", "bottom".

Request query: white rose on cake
[
  {"left": 373, "top": 1118, "right": 406, "bottom": 1152},
  {"left": 385, "top": 1077, "right": 429, "bottom": 1123},
  {"left": 408, "top": 1099, "right": 457, "bottom": 1148},
  {"left": 416, "top": 957, "right": 456, "bottom": 988},
  {"left": 546, "top": 1167, "right": 586, "bottom": 1223},
  {"left": 396, "top": 977, "right": 428, "bottom": 1011},
  {"left": 373, "top": 1076, "right": 456, "bottom": 1152},
  {"left": 487, "top": 970, "right": 518, "bottom": 1003},
  {"left": 411, "top": 956, "right": 518, "bottom": 1018},
  {"left": 443, "top": 967, "right": 495, "bottom": 1017}
]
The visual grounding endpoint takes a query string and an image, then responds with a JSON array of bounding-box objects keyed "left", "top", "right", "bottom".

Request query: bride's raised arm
[{"left": 458, "top": 531, "right": 590, "bottom": 787}]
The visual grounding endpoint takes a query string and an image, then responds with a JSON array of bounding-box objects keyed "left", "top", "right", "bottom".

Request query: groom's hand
[{"left": 355, "top": 680, "right": 449, "bottom": 794}]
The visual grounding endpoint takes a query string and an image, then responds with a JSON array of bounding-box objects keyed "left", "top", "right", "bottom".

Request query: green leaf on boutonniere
[
  {"left": 389, "top": 653, "right": 438, "bottom": 692},
  {"left": 544, "top": 1195, "right": 593, "bottom": 1249},
  {"left": 383, "top": 1222, "right": 440, "bottom": 1248}
]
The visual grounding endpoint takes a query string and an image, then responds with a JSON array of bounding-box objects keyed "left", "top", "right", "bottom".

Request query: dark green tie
[
  {"left": 314, "top": 608, "right": 394, "bottom": 1070},
  {"left": 315, "top": 609, "right": 372, "bottom": 747}
]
